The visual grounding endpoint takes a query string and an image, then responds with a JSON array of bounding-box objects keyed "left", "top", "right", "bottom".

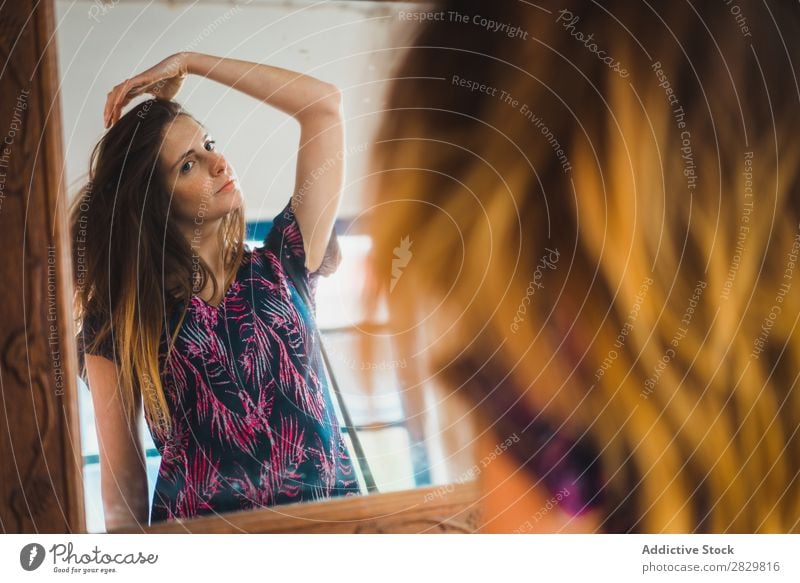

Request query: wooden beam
[{"left": 117, "top": 481, "right": 481, "bottom": 534}]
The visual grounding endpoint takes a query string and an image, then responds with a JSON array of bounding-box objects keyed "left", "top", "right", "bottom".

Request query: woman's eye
[{"left": 179, "top": 141, "right": 215, "bottom": 174}]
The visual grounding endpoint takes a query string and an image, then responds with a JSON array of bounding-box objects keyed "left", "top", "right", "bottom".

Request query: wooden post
[{"left": 0, "top": 0, "right": 86, "bottom": 533}]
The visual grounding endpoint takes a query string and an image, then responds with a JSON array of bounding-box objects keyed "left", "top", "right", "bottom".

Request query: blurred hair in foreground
[{"left": 360, "top": 0, "right": 800, "bottom": 532}]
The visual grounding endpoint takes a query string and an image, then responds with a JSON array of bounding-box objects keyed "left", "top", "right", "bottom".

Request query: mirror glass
[{"left": 56, "top": 0, "right": 475, "bottom": 532}]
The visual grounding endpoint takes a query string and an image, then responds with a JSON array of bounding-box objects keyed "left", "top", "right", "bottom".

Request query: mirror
[{"left": 55, "top": 0, "right": 476, "bottom": 532}]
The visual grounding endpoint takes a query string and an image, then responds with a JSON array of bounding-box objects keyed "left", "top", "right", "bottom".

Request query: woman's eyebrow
[{"left": 171, "top": 133, "right": 209, "bottom": 170}]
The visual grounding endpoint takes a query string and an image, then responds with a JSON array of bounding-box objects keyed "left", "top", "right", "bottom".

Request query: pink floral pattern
[{"left": 79, "top": 199, "right": 361, "bottom": 523}]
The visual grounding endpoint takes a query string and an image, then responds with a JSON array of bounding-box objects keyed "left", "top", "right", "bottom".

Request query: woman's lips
[{"left": 217, "top": 178, "right": 235, "bottom": 193}]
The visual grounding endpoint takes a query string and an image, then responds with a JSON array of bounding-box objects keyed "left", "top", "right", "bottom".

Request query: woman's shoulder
[
  {"left": 255, "top": 199, "right": 342, "bottom": 280},
  {"left": 77, "top": 309, "right": 117, "bottom": 366}
]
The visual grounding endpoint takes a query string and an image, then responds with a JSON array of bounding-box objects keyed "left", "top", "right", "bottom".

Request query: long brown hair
[
  {"left": 363, "top": 1, "right": 800, "bottom": 532},
  {"left": 70, "top": 98, "right": 245, "bottom": 437}
]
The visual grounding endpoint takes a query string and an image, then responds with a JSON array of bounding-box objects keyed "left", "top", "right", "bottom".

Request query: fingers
[
  {"left": 104, "top": 78, "right": 142, "bottom": 129},
  {"left": 103, "top": 71, "right": 158, "bottom": 128},
  {"left": 108, "top": 79, "right": 130, "bottom": 128},
  {"left": 104, "top": 81, "right": 124, "bottom": 129},
  {"left": 103, "top": 86, "right": 116, "bottom": 129}
]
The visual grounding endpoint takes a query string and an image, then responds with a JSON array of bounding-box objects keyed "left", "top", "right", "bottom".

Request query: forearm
[
  {"left": 99, "top": 431, "right": 149, "bottom": 531},
  {"left": 185, "top": 52, "right": 340, "bottom": 120},
  {"left": 102, "top": 473, "right": 149, "bottom": 531}
]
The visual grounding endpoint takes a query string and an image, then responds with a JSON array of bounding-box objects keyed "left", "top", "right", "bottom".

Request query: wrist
[{"left": 182, "top": 51, "right": 200, "bottom": 76}]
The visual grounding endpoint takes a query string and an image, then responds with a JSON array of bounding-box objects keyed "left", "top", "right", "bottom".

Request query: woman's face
[{"left": 160, "top": 114, "right": 242, "bottom": 229}]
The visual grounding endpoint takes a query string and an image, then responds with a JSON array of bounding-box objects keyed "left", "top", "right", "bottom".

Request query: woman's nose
[{"left": 212, "top": 153, "right": 227, "bottom": 175}]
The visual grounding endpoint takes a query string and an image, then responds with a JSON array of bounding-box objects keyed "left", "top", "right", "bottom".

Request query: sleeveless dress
[{"left": 78, "top": 199, "right": 362, "bottom": 523}]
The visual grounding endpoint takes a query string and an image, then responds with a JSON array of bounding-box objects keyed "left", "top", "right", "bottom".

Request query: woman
[
  {"left": 71, "top": 52, "right": 360, "bottom": 530},
  {"left": 363, "top": 0, "right": 800, "bottom": 533}
]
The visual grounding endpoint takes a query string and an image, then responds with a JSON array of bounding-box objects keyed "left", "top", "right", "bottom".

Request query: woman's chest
[{"left": 159, "top": 258, "right": 318, "bottom": 409}]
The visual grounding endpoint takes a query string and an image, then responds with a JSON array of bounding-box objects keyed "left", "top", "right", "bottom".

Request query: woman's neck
[{"left": 179, "top": 219, "right": 234, "bottom": 304}]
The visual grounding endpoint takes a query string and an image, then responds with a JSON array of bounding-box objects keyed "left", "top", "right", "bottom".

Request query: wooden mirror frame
[{"left": 0, "top": 0, "right": 481, "bottom": 534}]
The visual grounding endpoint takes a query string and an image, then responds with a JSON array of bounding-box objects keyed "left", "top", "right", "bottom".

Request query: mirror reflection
[{"left": 57, "top": 0, "right": 474, "bottom": 533}]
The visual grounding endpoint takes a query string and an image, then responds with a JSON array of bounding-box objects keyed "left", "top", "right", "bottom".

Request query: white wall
[{"left": 55, "top": 0, "right": 416, "bottom": 220}]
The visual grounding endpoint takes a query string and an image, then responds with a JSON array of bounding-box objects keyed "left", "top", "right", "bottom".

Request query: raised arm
[
  {"left": 103, "top": 51, "right": 345, "bottom": 273},
  {"left": 186, "top": 52, "right": 344, "bottom": 273}
]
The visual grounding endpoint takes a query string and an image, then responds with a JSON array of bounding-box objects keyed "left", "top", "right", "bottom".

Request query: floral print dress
[{"left": 78, "top": 199, "right": 362, "bottom": 523}]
